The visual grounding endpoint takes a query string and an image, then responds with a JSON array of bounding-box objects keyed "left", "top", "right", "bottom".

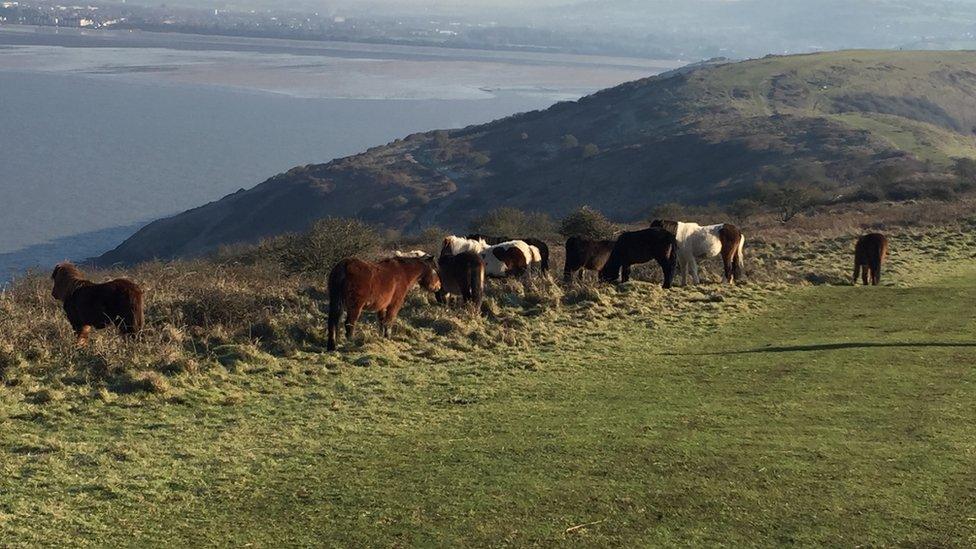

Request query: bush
[
  {"left": 558, "top": 206, "right": 617, "bottom": 240},
  {"left": 753, "top": 182, "right": 825, "bottom": 223},
  {"left": 470, "top": 152, "right": 491, "bottom": 167},
  {"left": 581, "top": 143, "right": 600, "bottom": 159},
  {"left": 561, "top": 134, "right": 579, "bottom": 149},
  {"left": 726, "top": 198, "right": 762, "bottom": 223},
  {"left": 469, "top": 207, "right": 557, "bottom": 239},
  {"left": 268, "top": 217, "right": 380, "bottom": 276}
]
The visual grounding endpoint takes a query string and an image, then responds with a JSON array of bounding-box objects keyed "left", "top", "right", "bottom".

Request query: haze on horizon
[{"left": 119, "top": 0, "right": 976, "bottom": 59}]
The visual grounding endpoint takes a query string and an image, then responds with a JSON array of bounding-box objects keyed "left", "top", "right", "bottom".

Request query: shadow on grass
[{"left": 665, "top": 341, "right": 976, "bottom": 356}]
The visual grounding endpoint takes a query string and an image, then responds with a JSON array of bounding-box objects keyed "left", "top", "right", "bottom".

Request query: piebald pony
[
  {"left": 651, "top": 220, "right": 745, "bottom": 285},
  {"left": 441, "top": 236, "right": 541, "bottom": 278}
]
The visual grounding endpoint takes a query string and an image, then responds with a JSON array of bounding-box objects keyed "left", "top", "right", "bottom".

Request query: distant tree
[
  {"left": 754, "top": 182, "right": 824, "bottom": 223},
  {"left": 433, "top": 130, "right": 450, "bottom": 148},
  {"left": 951, "top": 157, "right": 976, "bottom": 182},
  {"left": 470, "top": 152, "right": 491, "bottom": 167},
  {"left": 469, "top": 207, "right": 556, "bottom": 238},
  {"left": 646, "top": 202, "right": 691, "bottom": 223},
  {"left": 561, "top": 134, "right": 579, "bottom": 149},
  {"left": 726, "top": 198, "right": 762, "bottom": 223},
  {"left": 581, "top": 143, "right": 600, "bottom": 159},
  {"left": 558, "top": 206, "right": 617, "bottom": 240}
]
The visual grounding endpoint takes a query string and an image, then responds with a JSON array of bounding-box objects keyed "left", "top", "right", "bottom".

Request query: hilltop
[{"left": 99, "top": 50, "right": 976, "bottom": 265}]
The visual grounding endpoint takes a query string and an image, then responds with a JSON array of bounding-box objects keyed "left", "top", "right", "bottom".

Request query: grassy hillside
[
  {"left": 4, "top": 211, "right": 976, "bottom": 544},
  {"left": 99, "top": 50, "right": 976, "bottom": 265}
]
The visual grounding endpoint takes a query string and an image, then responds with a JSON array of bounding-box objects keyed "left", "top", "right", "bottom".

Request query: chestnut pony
[
  {"left": 853, "top": 233, "right": 889, "bottom": 286},
  {"left": 327, "top": 256, "right": 441, "bottom": 350},
  {"left": 51, "top": 262, "right": 144, "bottom": 345}
]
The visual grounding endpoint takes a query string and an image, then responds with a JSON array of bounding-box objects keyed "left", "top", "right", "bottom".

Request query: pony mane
[{"left": 651, "top": 219, "right": 680, "bottom": 235}]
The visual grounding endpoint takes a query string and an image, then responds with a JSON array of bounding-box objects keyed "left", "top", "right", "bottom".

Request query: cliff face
[{"left": 99, "top": 50, "right": 976, "bottom": 265}]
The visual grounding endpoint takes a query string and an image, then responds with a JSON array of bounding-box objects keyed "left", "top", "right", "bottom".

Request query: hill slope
[{"left": 100, "top": 50, "right": 976, "bottom": 264}]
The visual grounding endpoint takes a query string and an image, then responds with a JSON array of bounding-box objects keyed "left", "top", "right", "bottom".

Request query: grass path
[{"left": 3, "top": 266, "right": 976, "bottom": 546}]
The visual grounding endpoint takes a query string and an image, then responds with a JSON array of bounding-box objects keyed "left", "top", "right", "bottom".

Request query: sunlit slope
[{"left": 100, "top": 50, "right": 976, "bottom": 264}]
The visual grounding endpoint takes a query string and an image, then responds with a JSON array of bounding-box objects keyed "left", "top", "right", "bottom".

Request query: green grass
[
  {"left": 3, "top": 254, "right": 976, "bottom": 545},
  {"left": 831, "top": 112, "right": 976, "bottom": 165}
]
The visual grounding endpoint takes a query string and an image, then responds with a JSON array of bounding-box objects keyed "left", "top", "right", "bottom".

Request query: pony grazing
[
  {"left": 853, "top": 233, "right": 889, "bottom": 286},
  {"left": 442, "top": 236, "right": 541, "bottom": 278},
  {"left": 563, "top": 236, "right": 615, "bottom": 282},
  {"left": 651, "top": 220, "right": 745, "bottom": 285},
  {"left": 51, "top": 262, "right": 144, "bottom": 346},
  {"left": 327, "top": 256, "right": 441, "bottom": 351},
  {"left": 436, "top": 251, "right": 485, "bottom": 311},
  {"left": 599, "top": 227, "right": 677, "bottom": 288},
  {"left": 467, "top": 233, "right": 550, "bottom": 273}
]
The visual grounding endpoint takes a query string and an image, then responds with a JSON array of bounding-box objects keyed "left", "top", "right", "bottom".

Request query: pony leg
[
  {"left": 383, "top": 305, "right": 402, "bottom": 339},
  {"left": 345, "top": 303, "right": 365, "bottom": 340},
  {"left": 657, "top": 258, "right": 673, "bottom": 289},
  {"left": 872, "top": 264, "right": 882, "bottom": 286},
  {"left": 75, "top": 325, "right": 92, "bottom": 347},
  {"left": 689, "top": 259, "right": 701, "bottom": 285},
  {"left": 621, "top": 265, "right": 631, "bottom": 283},
  {"left": 852, "top": 263, "right": 861, "bottom": 286},
  {"left": 861, "top": 268, "right": 869, "bottom": 286}
]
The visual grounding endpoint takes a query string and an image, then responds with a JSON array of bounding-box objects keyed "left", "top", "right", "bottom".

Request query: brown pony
[
  {"left": 436, "top": 251, "right": 485, "bottom": 311},
  {"left": 51, "top": 262, "right": 144, "bottom": 345},
  {"left": 327, "top": 256, "right": 441, "bottom": 351},
  {"left": 563, "top": 236, "right": 615, "bottom": 282},
  {"left": 853, "top": 233, "right": 889, "bottom": 286}
]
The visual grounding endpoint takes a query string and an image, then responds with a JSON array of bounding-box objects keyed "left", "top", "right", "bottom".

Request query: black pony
[
  {"left": 564, "top": 236, "right": 615, "bottom": 282},
  {"left": 466, "top": 233, "right": 550, "bottom": 274},
  {"left": 599, "top": 227, "right": 677, "bottom": 288}
]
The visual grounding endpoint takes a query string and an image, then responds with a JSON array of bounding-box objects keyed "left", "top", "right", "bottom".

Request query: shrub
[
  {"left": 753, "top": 182, "right": 825, "bottom": 223},
  {"left": 561, "top": 134, "right": 579, "bottom": 149},
  {"left": 952, "top": 157, "right": 976, "bottom": 182},
  {"left": 269, "top": 217, "right": 380, "bottom": 275},
  {"left": 581, "top": 143, "right": 600, "bottom": 159},
  {"left": 469, "top": 207, "right": 557, "bottom": 238},
  {"left": 726, "top": 198, "right": 762, "bottom": 223},
  {"left": 470, "top": 152, "right": 491, "bottom": 167},
  {"left": 558, "top": 206, "right": 617, "bottom": 240}
]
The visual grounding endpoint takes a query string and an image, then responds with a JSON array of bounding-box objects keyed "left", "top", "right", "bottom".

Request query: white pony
[
  {"left": 441, "top": 236, "right": 541, "bottom": 277},
  {"left": 393, "top": 250, "right": 433, "bottom": 259},
  {"left": 651, "top": 220, "right": 745, "bottom": 285}
]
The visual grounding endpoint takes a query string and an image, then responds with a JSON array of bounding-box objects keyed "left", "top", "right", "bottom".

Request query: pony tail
[
  {"left": 539, "top": 243, "right": 550, "bottom": 273},
  {"left": 133, "top": 287, "right": 145, "bottom": 333},
  {"left": 327, "top": 261, "right": 347, "bottom": 351},
  {"left": 470, "top": 261, "right": 485, "bottom": 312},
  {"left": 733, "top": 234, "right": 745, "bottom": 280}
]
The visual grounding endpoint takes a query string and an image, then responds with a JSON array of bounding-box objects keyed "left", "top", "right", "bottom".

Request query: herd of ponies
[{"left": 48, "top": 220, "right": 890, "bottom": 351}]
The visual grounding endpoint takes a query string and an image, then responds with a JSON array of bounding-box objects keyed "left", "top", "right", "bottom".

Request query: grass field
[{"left": 2, "top": 237, "right": 975, "bottom": 545}]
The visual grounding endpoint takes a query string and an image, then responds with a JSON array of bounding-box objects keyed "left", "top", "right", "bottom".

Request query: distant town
[{"left": 0, "top": 0, "right": 671, "bottom": 58}]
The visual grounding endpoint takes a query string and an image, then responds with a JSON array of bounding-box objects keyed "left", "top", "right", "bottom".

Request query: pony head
[
  {"left": 650, "top": 219, "right": 679, "bottom": 236},
  {"left": 51, "top": 262, "right": 84, "bottom": 301},
  {"left": 418, "top": 256, "right": 442, "bottom": 293}
]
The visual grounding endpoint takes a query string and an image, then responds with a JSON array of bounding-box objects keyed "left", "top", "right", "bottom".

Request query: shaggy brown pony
[
  {"left": 564, "top": 236, "right": 615, "bottom": 282},
  {"left": 436, "top": 251, "right": 485, "bottom": 311},
  {"left": 853, "top": 233, "right": 889, "bottom": 286},
  {"left": 327, "top": 256, "right": 441, "bottom": 351},
  {"left": 51, "top": 262, "right": 144, "bottom": 345}
]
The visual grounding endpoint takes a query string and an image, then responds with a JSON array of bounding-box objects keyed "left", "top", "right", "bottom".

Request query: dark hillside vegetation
[{"left": 99, "top": 50, "right": 976, "bottom": 265}]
